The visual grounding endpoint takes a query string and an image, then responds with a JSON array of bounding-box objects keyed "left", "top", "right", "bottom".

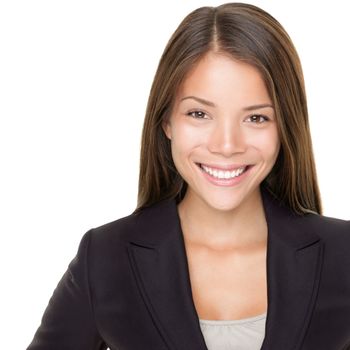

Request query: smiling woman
[
  {"left": 136, "top": 5, "right": 321, "bottom": 218},
  {"left": 27, "top": 3, "right": 350, "bottom": 350},
  {"left": 162, "top": 53, "right": 280, "bottom": 215}
]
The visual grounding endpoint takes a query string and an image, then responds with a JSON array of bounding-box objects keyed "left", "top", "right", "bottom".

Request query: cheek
[
  {"left": 264, "top": 131, "right": 280, "bottom": 161},
  {"left": 248, "top": 129, "right": 280, "bottom": 158},
  {"left": 171, "top": 123, "right": 202, "bottom": 154}
]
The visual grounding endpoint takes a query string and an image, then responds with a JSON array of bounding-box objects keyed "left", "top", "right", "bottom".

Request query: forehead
[{"left": 176, "top": 52, "right": 271, "bottom": 105}]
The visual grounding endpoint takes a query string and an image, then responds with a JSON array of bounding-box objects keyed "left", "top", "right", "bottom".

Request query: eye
[
  {"left": 186, "top": 110, "right": 208, "bottom": 119},
  {"left": 247, "top": 114, "right": 269, "bottom": 124}
]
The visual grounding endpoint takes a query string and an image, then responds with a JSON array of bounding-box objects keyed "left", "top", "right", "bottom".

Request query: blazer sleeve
[{"left": 26, "top": 230, "right": 107, "bottom": 350}]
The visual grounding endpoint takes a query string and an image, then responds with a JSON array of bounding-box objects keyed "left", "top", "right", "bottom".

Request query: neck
[{"left": 177, "top": 187, "right": 268, "bottom": 251}]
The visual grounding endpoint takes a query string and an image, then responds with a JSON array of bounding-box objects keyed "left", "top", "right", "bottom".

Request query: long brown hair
[{"left": 133, "top": 2, "right": 322, "bottom": 216}]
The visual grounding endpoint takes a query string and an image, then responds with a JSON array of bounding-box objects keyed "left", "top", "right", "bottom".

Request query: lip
[
  {"left": 196, "top": 162, "right": 250, "bottom": 171},
  {"left": 196, "top": 163, "right": 253, "bottom": 187}
]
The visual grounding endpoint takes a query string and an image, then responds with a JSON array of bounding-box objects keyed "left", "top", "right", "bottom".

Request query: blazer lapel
[
  {"left": 259, "top": 186, "right": 324, "bottom": 349},
  {"left": 127, "top": 185, "right": 324, "bottom": 350},
  {"left": 127, "top": 197, "right": 208, "bottom": 350}
]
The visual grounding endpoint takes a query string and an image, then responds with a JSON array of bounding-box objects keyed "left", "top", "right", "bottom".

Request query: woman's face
[{"left": 162, "top": 52, "right": 280, "bottom": 211}]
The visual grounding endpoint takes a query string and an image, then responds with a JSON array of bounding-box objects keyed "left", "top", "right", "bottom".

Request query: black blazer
[{"left": 27, "top": 185, "right": 350, "bottom": 350}]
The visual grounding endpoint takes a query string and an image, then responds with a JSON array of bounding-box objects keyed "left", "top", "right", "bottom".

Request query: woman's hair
[{"left": 133, "top": 2, "right": 322, "bottom": 216}]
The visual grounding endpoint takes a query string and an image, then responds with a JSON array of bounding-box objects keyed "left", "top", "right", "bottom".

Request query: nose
[{"left": 207, "top": 119, "right": 246, "bottom": 157}]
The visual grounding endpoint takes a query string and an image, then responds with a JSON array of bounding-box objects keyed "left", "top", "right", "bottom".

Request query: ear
[{"left": 162, "top": 120, "right": 172, "bottom": 140}]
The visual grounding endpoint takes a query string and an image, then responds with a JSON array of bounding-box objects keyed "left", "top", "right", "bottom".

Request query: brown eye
[
  {"left": 187, "top": 110, "right": 207, "bottom": 119},
  {"left": 248, "top": 114, "right": 269, "bottom": 123}
]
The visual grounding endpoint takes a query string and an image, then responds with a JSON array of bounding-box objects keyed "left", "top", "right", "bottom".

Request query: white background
[{"left": 1, "top": 0, "right": 349, "bottom": 348}]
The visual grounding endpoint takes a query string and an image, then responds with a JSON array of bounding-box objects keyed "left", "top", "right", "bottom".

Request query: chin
[{"left": 203, "top": 195, "right": 245, "bottom": 212}]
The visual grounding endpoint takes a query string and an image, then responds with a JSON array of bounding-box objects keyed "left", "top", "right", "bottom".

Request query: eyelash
[{"left": 186, "top": 110, "right": 270, "bottom": 123}]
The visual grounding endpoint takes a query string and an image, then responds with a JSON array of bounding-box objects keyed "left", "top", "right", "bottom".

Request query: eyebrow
[{"left": 180, "top": 96, "right": 274, "bottom": 111}]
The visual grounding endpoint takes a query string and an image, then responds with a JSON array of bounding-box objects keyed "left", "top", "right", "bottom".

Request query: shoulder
[
  {"left": 300, "top": 213, "right": 350, "bottom": 269},
  {"left": 304, "top": 212, "right": 350, "bottom": 244},
  {"left": 81, "top": 210, "right": 141, "bottom": 263},
  {"left": 70, "top": 211, "right": 142, "bottom": 287},
  {"left": 89, "top": 213, "right": 138, "bottom": 247},
  {"left": 86, "top": 197, "right": 176, "bottom": 250},
  {"left": 78, "top": 199, "right": 170, "bottom": 266}
]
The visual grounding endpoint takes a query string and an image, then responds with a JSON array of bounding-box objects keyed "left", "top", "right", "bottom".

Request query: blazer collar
[{"left": 127, "top": 185, "right": 324, "bottom": 350}]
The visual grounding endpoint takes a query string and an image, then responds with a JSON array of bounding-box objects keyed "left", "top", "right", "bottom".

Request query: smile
[
  {"left": 201, "top": 164, "right": 247, "bottom": 179},
  {"left": 195, "top": 163, "right": 253, "bottom": 186}
]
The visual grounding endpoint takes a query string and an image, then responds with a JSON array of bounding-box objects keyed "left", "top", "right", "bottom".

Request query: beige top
[{"left": 199, "top": 312, "right": 267, "bottom": 350}]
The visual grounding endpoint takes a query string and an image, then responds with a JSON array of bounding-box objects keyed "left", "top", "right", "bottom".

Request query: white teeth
[{"left": 201, "top": 165, "right": 246, "bottom": 179}]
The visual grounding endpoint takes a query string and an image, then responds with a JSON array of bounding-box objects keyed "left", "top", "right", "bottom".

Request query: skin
[{"left": 162, "top": 51, "right": 281, "bottom": 320}]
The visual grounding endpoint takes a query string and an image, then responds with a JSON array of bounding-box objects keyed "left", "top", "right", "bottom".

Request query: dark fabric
[{"left": 27, "top": 185, "right": 350, "bottom": 350}]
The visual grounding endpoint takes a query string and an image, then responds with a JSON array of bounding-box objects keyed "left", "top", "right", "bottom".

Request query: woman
[{"left": 27, "top": 3, "right": 350, "bottom": 350}]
